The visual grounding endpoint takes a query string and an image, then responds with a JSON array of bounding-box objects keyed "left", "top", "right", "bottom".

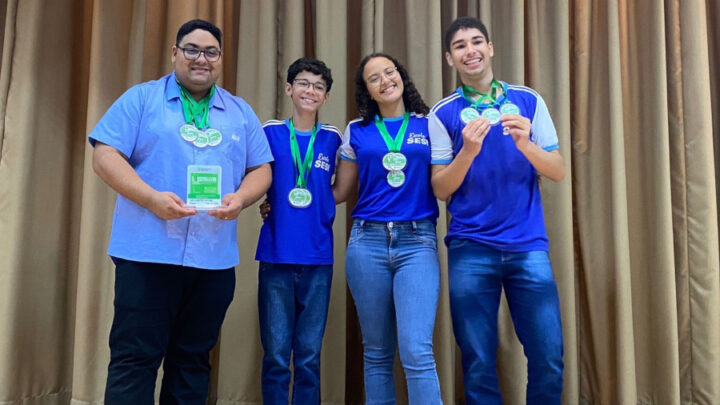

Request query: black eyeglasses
[{"left": 177, "top": 45, "right": 222, "bottom": 62}]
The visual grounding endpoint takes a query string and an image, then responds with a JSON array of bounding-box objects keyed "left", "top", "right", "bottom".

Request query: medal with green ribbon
[
  {"left": 177, "top": 82, "right": 223, "bottom": 147},
  {"left": 459, "top": 79, "right": 505, "bottom": 126},
  {"left": 287, "top": 119, "right": 317, "bottom": 208},
  {"left": 375, "top": 112, "right": 410, "bottom": 188}
]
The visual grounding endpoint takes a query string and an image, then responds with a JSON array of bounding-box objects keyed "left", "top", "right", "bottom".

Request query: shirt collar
[{"left": 166, "top": 71, "right": 226, "bottom": 110}]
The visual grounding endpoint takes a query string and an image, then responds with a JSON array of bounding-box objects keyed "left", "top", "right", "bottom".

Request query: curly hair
[
  {"left": 354, "top": 53, "right": 429, "bottom": 125},
  {"left": 286, "top": 57, "right": 333, "bottom": 92}
]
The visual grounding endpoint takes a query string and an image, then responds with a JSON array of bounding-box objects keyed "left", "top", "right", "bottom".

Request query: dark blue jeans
[
  {"left": 258, "top": 262, "right": 333, "bottom": 404},
  {"left": 104, "top": 259, "right": 235, "bottom": 405},
  {"left": 345, "top": 219, "right": 442, "bottom": 404},
  {"left": 448, "top": 239, "right": 563, "bottom": 405}
]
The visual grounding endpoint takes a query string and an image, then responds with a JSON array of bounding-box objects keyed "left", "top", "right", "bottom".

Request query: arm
[
  {"left": 500, "top": 114, "right": 566, "bottom": 182},
  {"left": 92, "top": 142, "right": 196, "bottom": 220},
  {"left": 333, "top": 159, "right": 358, "bottom": 204},
  {"left": 208, "top": 163, "right": 272, "bottom": 220},
  {"left": 430, "top": 117, "right": 491, "bottom": 201}
]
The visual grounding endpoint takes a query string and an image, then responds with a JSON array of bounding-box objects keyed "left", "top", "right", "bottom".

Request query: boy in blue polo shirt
[
  {"left": 255, "top": 58, "right": 341, "bottom": 404},
  {"left": 429, "top": 17, "right": 566, "bottom": 404}
]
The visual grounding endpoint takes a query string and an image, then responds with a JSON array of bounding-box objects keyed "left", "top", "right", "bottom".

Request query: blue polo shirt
[
  {"left": 255, "top": 120, "right": 342, "bottom": 265},
  {"left": 89, "top": 72, "right": 273, "bottom": 270},
  {"left": 429, "top": 83, "right": 558, "bottom": 251},
  {"left": 340, "top": 114, "right": 438, "bottom": 222}
]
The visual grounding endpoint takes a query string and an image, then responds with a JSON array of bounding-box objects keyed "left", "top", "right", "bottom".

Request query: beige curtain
[{"left": 0, "top": 0, "right": 718, "bottom": 404}]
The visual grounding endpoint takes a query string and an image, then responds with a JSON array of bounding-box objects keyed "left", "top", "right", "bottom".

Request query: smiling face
[
  {"left": 172, "top": 28, "right": 222, "bottom": 99},
  {"left": 362, "top": 56, "right": 404, "bottom": 108},
  {"left": 445, "top": 27, "right": 494, "bottom": 83},
  {"left": 285, "top": 70, "right": 329, "bottom": 114}
]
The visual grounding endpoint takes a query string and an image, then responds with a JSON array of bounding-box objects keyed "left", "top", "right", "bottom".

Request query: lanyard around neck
[
  {"left": 288, "top": 119, "right": 318, "bottom": 188},
  {"left": 374, "top": 112, "right": 410, "bottom": 152},
  {"left": 178, "top": 82, "right": 215, "bottom": 129}
]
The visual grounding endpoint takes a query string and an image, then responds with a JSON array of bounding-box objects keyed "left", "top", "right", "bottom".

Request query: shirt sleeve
[
  {"left": 428, "top": 111, "right": 454, "bottom": 164},
  {"left": 244, "top": 104, "right": 275, "bottom": 168},
  {"left": 339, "top": 123, "right": 357, "bottom": 161},
  {"left": 530, "top": 94, "right": 559, "bottom": 151},
  {"left": 88, "top": 85, "right": 144, "bottom": 159}
]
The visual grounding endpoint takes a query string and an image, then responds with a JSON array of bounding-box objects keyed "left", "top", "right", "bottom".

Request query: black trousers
[{"left": 104, "top": 258, "right": 235, "bottom": 405}]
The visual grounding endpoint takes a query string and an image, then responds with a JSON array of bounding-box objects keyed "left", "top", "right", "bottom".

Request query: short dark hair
[
  {"left": 176, "top": 19, "right": 222, "bottom": 47},
  {"left": 444, "top": 16, "right": 489, "bottom": 52},
  {"left": 286, "top": 58, "right": 334, "bottom": 92},
  {"left": 354, "top": 53, "right": 429, "bottom": 125}
]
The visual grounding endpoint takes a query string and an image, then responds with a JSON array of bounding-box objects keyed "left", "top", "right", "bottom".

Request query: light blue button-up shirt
[{"left": 89, "top": 72, "right": 273, "bottom": 269}]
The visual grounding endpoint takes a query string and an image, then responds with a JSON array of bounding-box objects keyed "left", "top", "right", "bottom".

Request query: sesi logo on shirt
[
  {"left": 314, "top": 153, "right": 331, "bottom": 172},
  {"left": 406, "top": 132, "right": 429, "bottom": 146}
]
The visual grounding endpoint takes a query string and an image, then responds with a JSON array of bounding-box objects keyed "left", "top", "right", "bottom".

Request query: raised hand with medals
[
  {"left": 287, "top": 119, "right": 316, "bottom": 208},
  {"left": 375, "top": 112, "right": 410, "bottom": 188},
  {"left": 459, "top": 79, "right": 520, "bottom": 135}
]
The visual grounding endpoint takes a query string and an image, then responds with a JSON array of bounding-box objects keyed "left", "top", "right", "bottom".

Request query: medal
[
  {"left": 177, "top": 81, "right": 218, "bottom": 147},
  {"left": 481, "top": 107, "right": 501, "bottom": 125},
  {"left": 382, "top": 152, "right": 407, "bottom": 171},
  {"left": 459, "top": 79, "right": 508, "bottom": 126},
  {"left": 375, "top": 113, "right": 410, "bottom": 189},
  {"left": 180, "top": 124, "right": 200, "bottom": 141},
  {"left": 288, "top": 119, "right": 318, "bottom": 207},
  {"left": 386, "top": 170, "right": 405, "bottom": 188},
  {"left": 193, "top": 131, "right": 209, "bottom": 148},
  {"left": 500, "top": 103, "right": 521, "bottom": 134},
  {"left": 206, "top": 128, "right": 223, "bottom": 146},
  {"left": 288, "top": 187, "right": 312, "bottom": 208},
  {"left": 460, "top": 107, "right": 480, "bottom": 124},
  {"left": 500, "top": 102, "right": 520, "bottom": 115}
]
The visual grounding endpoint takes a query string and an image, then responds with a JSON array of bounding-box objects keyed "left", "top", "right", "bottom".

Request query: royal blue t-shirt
[
  {"left": 429, "top": 83, "right": 559, "bottom": 252},
  {"left": 255, "top": 120, "right": 342, "bottom": 265},
  {"left": 340, "top": 114, "right": 438, "bottom": 222}
]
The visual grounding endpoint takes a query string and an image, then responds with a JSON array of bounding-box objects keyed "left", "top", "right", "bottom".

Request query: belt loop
[
  {"left": 359, "top": 219, "right": 365, "bottom": 227},
  {"left": 412, "top": 220, "right": 418, "bottom": 231}
]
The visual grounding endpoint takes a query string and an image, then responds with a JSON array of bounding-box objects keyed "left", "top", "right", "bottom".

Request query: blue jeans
[
  {"left": 105, "top": 259, "right": 235, "bottom": 405},
  {"left": 345, "top": 219, "right": 442, "bottom": 405},
  {"left": 258, "top": 262, "right": 333, "bottom": 404},
  {"left": 448, "top": 239, "right": 564, "bottom": 405}
]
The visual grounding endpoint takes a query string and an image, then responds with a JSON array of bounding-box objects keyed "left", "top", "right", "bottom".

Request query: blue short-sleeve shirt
[
  {"left": 340, "top": 114, "right": 438, "bottom": 222},
  {"left": 88, "top": 72, "right": 274, "bottom": 269},
  {"left": 428, "top": 83, "right": 558, "bottom": 251},
  {"left": 255, "top": 120, "right": 342, "bottom": 265}
]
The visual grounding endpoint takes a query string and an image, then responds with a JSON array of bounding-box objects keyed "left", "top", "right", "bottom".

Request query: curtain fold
[{"left": 0, "top": 1, "right": 718, "bottom": 404}]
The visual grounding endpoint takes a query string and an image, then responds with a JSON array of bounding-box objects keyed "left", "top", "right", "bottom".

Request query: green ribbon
[
  {"left": 461, "top": 78, "right": 502, "bottom": 108},
  {"left": 288, "top": 119, "right": 318, "bottom": 188},
  {"left": 177, "top": 81, "right": 216, "bottom": 130},
  {"left": 374, "top": 112, "right": 410, "bottom": 152}
]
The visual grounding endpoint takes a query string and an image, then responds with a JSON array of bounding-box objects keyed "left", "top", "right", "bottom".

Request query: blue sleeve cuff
[
  {"left": 431, "top": 159, "right": 453, "bottom": 165},
  {"left": 340, "top": 155, "right": 357, "bottom": 162},
  {"left": 543, "top": 144, "right": 559, "bottom": 152}
]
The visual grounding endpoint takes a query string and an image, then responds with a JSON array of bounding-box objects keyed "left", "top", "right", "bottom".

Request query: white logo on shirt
[
  {"left": 406, "top": 132, "right": 429, "bottom": 146},
  {"left": 314, "top": 153, "right": 331, "bottom": 172},
  {"left": 232, "top": 134, "right": 241, "bottom": 142}
]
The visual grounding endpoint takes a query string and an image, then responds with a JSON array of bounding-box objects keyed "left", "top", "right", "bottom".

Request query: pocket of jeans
[
  {"left": 348, "top": 224, "right": 365, "bottom": 244},
  {"left": 412, "top": 228, "right": 437, "bottom": 249}
]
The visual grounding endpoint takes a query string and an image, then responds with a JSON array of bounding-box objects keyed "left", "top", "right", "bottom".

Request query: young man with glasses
[
  {"left": 428, "top": 16, "right": 566, "bottom": 404},
  {"left": 89, "top": 19, "right": 273, "bottom": 403},
  {"left": 255, "top": 57, "right": 341, "bottom": 404}
]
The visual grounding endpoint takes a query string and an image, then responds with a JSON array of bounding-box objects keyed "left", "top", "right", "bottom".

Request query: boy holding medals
[
  {"left": 428, "top": 16, "right": 566, "bottom": 404},
  {"left": 255, "top": 58, "right": 342, "bottom": 404}
]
